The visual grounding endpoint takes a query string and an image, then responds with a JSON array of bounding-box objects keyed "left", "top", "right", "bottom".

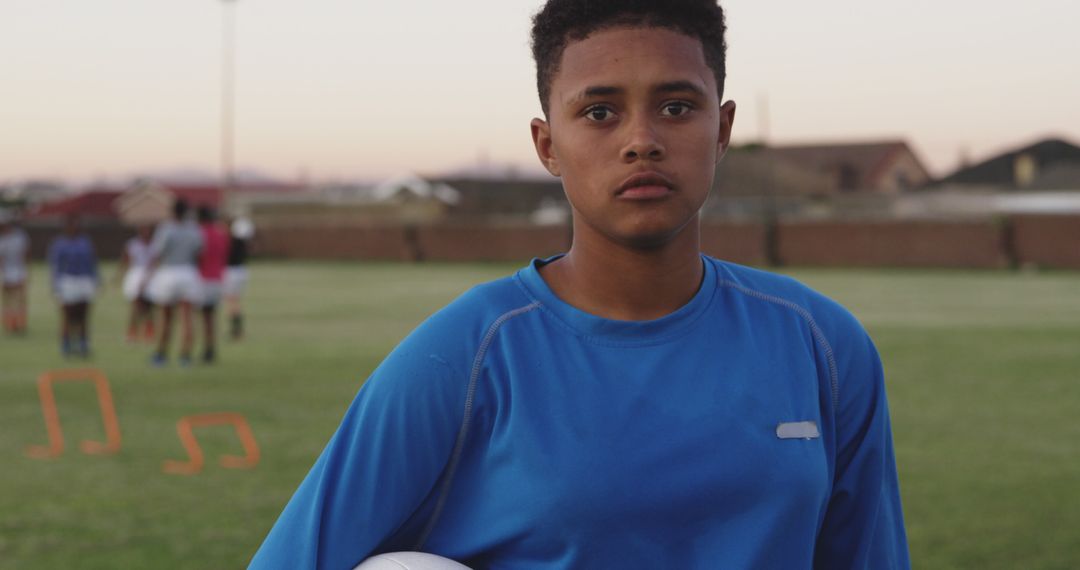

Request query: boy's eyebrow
[
  {"left": 569, "top": 80, "right": 705, "bottom": 104},
  {"left": 655, "top": 80, "right": 706, "bottom": 96},
  {"left": 570, "top": 85, "right": 622, "bottom": 103}
]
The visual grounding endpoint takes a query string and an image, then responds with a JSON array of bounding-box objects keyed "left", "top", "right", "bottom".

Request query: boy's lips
[{"left": 615, "top": 172, "right": 675, "bottom": 200}]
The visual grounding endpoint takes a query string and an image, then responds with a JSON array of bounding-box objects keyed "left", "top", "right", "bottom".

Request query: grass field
[{"left": 2, "top": 261, "right": 1079, "bottom": 569}]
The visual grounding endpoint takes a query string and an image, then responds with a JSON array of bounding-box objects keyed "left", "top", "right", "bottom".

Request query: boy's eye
[
  {"left": 584, "top": 106, "right": 614, "bottom": 122},
  {"left": 660, "top": 102, "right": 692, "bottom": 117}
]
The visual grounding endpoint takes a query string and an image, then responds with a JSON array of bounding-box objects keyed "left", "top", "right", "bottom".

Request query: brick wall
[
  {"left": 253, "top": 226, "right": 415, "bottom": 261},
  {"left": 32, "top": 217, "right": 1074, "bottom": 271},
  {"left": 1011, "top": 215, "right": 1080, "bottom": 269},
  {"left": 776, "top": 221, "right": 1009, "bottom": 268},
  {"left": 415, "top": 225, "right": 571, "bottom": 262},
  {"left": 700, "top": 222, "right": 768, "bottom": 265},
  {"left": 250, "top": 224, "right": 572, "bottom": 263}
]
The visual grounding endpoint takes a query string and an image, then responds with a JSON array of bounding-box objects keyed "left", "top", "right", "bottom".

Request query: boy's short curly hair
[{"left": 530, "top": 0, "right": 727, "bottom": 116}]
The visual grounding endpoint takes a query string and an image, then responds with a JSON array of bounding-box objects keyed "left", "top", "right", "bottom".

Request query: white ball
[{"left": 353, "top": 551, "right": 471, "bottom": 570}]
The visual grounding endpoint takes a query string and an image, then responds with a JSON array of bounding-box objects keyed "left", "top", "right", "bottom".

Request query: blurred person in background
[
  {"left": 0, "top": 211, "right": 31, "bottom": 335},
  {"left": 116, "top": 224, "right": 156, "bottom": 343},
  {"left": 196, "top": 204, "right": 230, "bottom": 363},
  {"left": 142, "top": 199, "right": 203, "bottom": 367},
  {"left": 47, "top": 214, "right": 99, "bottom": 358},
  {"left": 225, "top": 215, "right": 253, "bottom": 340}
]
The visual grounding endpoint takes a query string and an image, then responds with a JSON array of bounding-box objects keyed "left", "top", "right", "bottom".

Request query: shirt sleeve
[
  {"left": 249, "top": 334, "right": 467, "bottom": 570},
  {"left": 814, "top": 325, "right": 910, "bottom": 569}
]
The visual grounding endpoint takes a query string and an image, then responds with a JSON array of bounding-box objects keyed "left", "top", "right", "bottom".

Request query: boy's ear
[
  {"left": 531, "top": 118, "right": 561, "bottom": 177},
  {"left": 716, "top": 100, "right": 737, "bottom": 162}
]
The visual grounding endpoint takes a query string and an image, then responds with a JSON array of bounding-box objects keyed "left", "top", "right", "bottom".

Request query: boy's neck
[{"left": 539, "top": 219, "right": 704, "bottom": 321}]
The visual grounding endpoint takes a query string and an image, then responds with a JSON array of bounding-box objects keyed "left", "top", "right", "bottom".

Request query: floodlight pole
[{"left": 220, "top": 0, "right": 237, "bottom": 206}]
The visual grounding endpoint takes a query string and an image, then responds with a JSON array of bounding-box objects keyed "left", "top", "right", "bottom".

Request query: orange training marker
[
  {"left": 162, "top": 412, "right": 260, "bottom": 475},
  {"left": 25, "top": 368, "right": 123, "bottom": 459}
]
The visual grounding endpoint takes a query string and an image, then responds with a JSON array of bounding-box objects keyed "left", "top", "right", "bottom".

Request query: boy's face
[{"left": 532, "top": 26, "right": 736, "bottom": 248}]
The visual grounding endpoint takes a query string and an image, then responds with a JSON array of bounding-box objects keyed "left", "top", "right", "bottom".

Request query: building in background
[
  {"left": 706, "top": 139, "right": 931, "bottom": 221},
  {"left": 31, "top": 188, "right": 125, "bottom": 224},
  {"left": 431, "top": 177, "right": 565, "bottom": 223},
  {"left": 760, "top": 140, "right": 931, "bottom": 194},
  {"left": 935, "top": 137, "right": 1080, "bottom": 192},
  {"left": 0, "top": 180, "right": 70, "bottom": 209}
]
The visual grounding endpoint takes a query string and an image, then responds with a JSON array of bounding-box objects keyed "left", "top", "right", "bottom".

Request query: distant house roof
[
  {"left": 372, "top": 174, "right": 460, "bottom": 205},
  {"left": 31, "top": 189, "right": 123, "bottom": 220},
  {"left": 764, "top": 140, "right": 931, "bottom": 192},
  {"left": 0, "top": 180, "right": 69, "bottom": 204},
  {"left": 31, "top": 183, "right": 224, "bottom": 223},
  {"left": 713, "top": 147, "right": 835, "bottom": 197},
  {"left": 937, "top": 137, "right": 1080, "bottom": 190},
  {"left": 114, "top": 182, "right": 173, "bottom": 225},
  {"left": 432, "top": 177, "right": 565, "bottom": 219}
]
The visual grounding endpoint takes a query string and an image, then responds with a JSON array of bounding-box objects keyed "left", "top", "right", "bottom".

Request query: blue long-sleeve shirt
[
  {"left": 251, "top": 255, "right": 909, "bottom": 569},
  {"left": 48, "top": 234, "right": 98, "bottom": 285}
]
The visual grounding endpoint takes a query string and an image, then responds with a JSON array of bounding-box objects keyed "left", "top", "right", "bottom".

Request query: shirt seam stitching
[
  {"left": 511, "top": 269, "right": 718, "bottom": 348},
  {"left": 717, "top": 278, "right": 841, "bottom": 409},
  {"left": 413, "top": 301, "right": 541, "bottom": 549}
]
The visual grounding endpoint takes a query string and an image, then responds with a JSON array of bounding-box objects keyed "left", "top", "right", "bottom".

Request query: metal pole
[{"left": 221, "top": 0, "right": 237, "bottom": 205}]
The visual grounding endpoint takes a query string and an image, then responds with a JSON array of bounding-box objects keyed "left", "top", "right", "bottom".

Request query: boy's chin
[{"left": 609, "top": 223, "right": 694, "bottom": 250}]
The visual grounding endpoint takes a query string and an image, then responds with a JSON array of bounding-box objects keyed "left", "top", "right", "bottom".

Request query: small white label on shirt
[{"left": 776, "top": 421, "right": 820, "bottom": 440}]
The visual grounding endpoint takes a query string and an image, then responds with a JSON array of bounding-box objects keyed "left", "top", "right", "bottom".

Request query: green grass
[{"left": 2, "top": 262, "right": 1078, "bottom": 569}]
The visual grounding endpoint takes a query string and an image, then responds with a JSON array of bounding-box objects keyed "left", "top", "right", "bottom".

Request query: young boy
[{"left": 252, "top": 1, "right": 909, "bottom": 568}]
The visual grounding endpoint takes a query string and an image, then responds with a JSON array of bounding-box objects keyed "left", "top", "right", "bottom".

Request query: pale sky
[{"left": 2, "top": 0, "right": 1078, "bottom": 184}]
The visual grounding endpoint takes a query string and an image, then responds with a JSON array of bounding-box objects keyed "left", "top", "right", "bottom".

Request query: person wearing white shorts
[
  {"left": 118, "top": 225, "right": 155, "bottom": 342},
  {"left": 143, "top": 199, "right": 204, "bottom": 366},
  {"left": 56, "top": 274, "right": 97, "bottom": 306},
  {"left": 0, "top": 213, "right": 31, "bottom": 334},
  {"left": 146, "top": 265, "right": 202, "bottom": 306},
  {"left": 47, "top": 215, "right": 99, "bottom": 358},
  {"left": 121, "top": 267, "right": 145, "bottom": 301}
]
